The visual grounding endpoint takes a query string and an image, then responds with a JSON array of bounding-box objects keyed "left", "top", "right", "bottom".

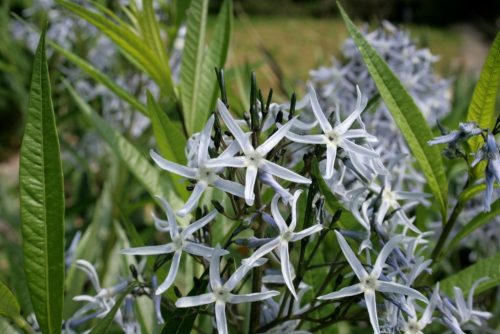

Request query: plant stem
[{"left": 431, "top": 177, "right": 470, "bottom": 261}]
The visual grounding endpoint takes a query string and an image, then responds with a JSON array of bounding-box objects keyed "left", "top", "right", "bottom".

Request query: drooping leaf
[
  {"left": 0, "top": 280, "right": 20, "bottom": 319},
  {"left": 338, "top": 4, "right": 448, "bottom": 219},
  {"left": 139, "top": 0, "right": 170, "bottom": 69},
  {"left": 448, "top": 198, "right": 500, "bottom": 251},
  {"left": 440, "top": 252, "right": 500, "bottom": 296},
  {"left": 66, "top": 83, "right": 185, "bottom": 207},
  {"left": 181, "top": 0, "right": 233, "bottom": 135},
  {"left": 50, "top": 41, "right": 148, "bottom": 115},
  {"left": 466, "top": 33, "right": 500, "bottom": 178},
  {"left": 58, "top": 0, "right": 174, "bottom": 95},
  {"left": 19, "top": 31, "right": 65, "bottom": 334},
  {"left": 147, "top": 91, "right": 187, "bottom": 165},
  {"left": 89, "top": 283, "right": 138, "bottom": 334}
]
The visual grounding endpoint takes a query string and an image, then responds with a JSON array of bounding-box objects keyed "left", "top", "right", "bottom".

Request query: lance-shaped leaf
[
  {"left": 448, "top": 198, "right": 500, "bottom": 251},
  {"left": 440, "top": 252, "right": 500, "bottom": 296},
  {"left": 466, "top": 33, "right": 500, "bottom": 178},
  {"left": 58, "top": 0, "right": 174, "bottom": 95},
  {"left": 338, "top": 4, "right": 448, "bottom": 219},
  {"left": 181, "top": 0, "right": 233, "bottom": 135},
  {"left": 65, "top": 83, "right": 186, "bottom": 206},
  {"left": 20, "top": 31, "right": 65, "bottom": 334}
]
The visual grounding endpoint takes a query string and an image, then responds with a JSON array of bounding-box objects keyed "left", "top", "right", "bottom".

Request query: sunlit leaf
[
  {"left": 338, "top": 3, "right": 448, "bottom": 219},
  {"left": 440, "top": 252, "right": 500, "bottom": 296},
  {"left": 19, "top": 31, "right": 65, "bottom": 334}
]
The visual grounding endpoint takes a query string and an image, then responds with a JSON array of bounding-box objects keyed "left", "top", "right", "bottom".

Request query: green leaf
[
  {"left": 466, "top": 33, "right": 500, "bottom": 177},
  {"left": 338, "top": 4, "right": 448, "bottom": 219},
  {"left": 161, "top": 278, "right": 208, "bottom": 334},
  {"left": 440, "top": 252, "right": 500, "bottom": 296},
  {"left": 58, "top": 0, "right": 174, "bottom": 95},
  {"left": 140, "top": 0, "right": 169, "bottom": 67},
  {"left": 198, "top": 0, "right": 233, "bottom": 125},
  {"left": 89, "top": 283, "right": 138, "bottom": 334},
  {"left": 65, "top": 82, "right": 185, "bottom": 207},
  {"left": 147, "top": 92, "right": 187, "bottom": 165},
  {"left": 180, "top": 0, "right": 208, "bottom": 135},
  {"left": 0, "top": 280, "right": 20, "bottom": 319},
  {"left": 448, "top": 198, "right": 500, "bottom": 251},
  {"left": 19, "top": 31, "right": 65, "bottom": 334},
  {"left": 49, "top": 41, "right": 148, "bottom": 116},
  {"left": 181, "top": 0, "right": 233, "bottom": 135}
]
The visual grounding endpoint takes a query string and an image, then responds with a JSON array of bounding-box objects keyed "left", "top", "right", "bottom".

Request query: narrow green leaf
[
  {"left": 448, "top": 198, "right": 500, "bottom": 251},
  {"left": 338, "top": 4, "right": 448, "bottom": 219},
  {"left": 20, "top": 31, "right": 65, "bottom": 334},
  {"left": 147, "top": 92, "right": 187, "bottom": 165},
  {"left": 195, "top": 0, "right": 233, "bottom": 131},
  {"left": 65, "top": 82, "right": 185, "bottom": 207},
  {"left": 180, "top": 0, "right": 208, "bottom": 135},
  {"left": 49, "top": 41, "right": 148, "bottom": 116},
  {"left": 89, "top": 283, "right": 138, "bottom": 334},
  {"left": 58, "top": 0, "right": 174, "bottom": 95},
  {"left": 161, "top": 278, "right": 208, "bottom": 334},
  {"left": 0, "top": 280, "right": 20, "bottom": 319},
  {"left": 140, "top": 0, "right": 169, "bottom": 68},
  {"left": 466, "top": 33, "right": 500, "bottom": 177},
  {"left": 440, "top": 252, "right": 500, "bottom": 296}
]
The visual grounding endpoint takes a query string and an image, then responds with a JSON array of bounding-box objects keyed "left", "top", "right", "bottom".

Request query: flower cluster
[{"left": 100, "top": 78, "right": 492, "bottom": 333}]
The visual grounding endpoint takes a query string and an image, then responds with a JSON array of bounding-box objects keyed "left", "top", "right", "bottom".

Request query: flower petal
[
  {"left": 215, "top": 301, "right": 228, "bottom": 334},
  {"left": 285, "top": 131, "right": 324, "bottom": 145},
  {"left": 224, "top": 258, "right": 268, "bottom": 291},
  {"left": 262, "top": 160, "right": 311, "bottom": 184},
  {"left": 279, "top": 241, "right": 297, "bottom": 300},
  {"left": 217, "top": 100, "right": 253, "bottom": 153},
  {"left": 183, "top": 241, "right": 215, "bottom": 258},
  {"left": 241, "top": 238, "right": 280, "bottom": 270},
  {"left": 289, "top": 189, "right": 303, "bottom": 230},
  {"left": 121, "top": 244, "right": 175, "bottom": 256},
  {"left": 205, "top": 156, "right": 247, "bottom": 169},
  {"left": 197, "top": 115, "right": 214, "bottom": 163},
  {"left": 364, "top": 290, "right": 380, "bottom": 334},
  {"left": 341, "top": 139, "right": 379, "bottom": 158},
  {"left": 156, "top": 250, "right": 182, "bottom": 294},
  {"left": 150, "top": 150, "right": 196, "bottom": 178},
  {"left": 154, "top": 196, "right": 179, "bottom": 238},
  {"left": 335, "top": 85, "right": 366, "bottom": 134},
  {"left": 291, "top": 224, "right": 323, "bottom": 242},
  {"left": 317, "top": 283, "right": 363, "bottom": 300},
  {"left": 245, "top": 167, "right": 258, "bottom": 206},
  {"left": 177, "top": 182, "right": 208, "bottom": 217},
  {"left": 257, "top": 119, "right": 295, "bottom": 156},
  {"left": 325, "top": 146, "right": 337, "bottom": 179},
  {"left": 377, "top": 281, "right": 427, "bottom": 302},
  {"left": 334, "top": 230, "right": 367, "bottom": 279},
  {"left": 307, "top": 84, "right": 332, "bottom": 133},
  {"left": 228, "top": 290, "right": 280, "bottom": 304},
  {"left": 210, "top": 245, "right": 226, "bottom": 289},
  {"left": 182, "top": 210, "right": 217, "bottom": 237},
  {"left": 371, "top": 235, "right": 402, "bottom": 278},
  {"left": 271, "top": 192, "right": 288, "bottom": 233},
  {"left": 213, "top": 176, "right": 245, "bottom": 198},
  {"left": 175, "top": 292, "right": 216, "bottom": 308}
]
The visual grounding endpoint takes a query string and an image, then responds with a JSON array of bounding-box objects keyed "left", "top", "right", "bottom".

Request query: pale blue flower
[
  {"left": 242, "top": 190, "right": 323, "bottom": 299},
  {"left": 175, "top": 246, "right": 279, "bottom": 334},
  {"left": 206, "top": 100, "right": 311, "bottom": 205},
  {"left": 318, "top": 231, "right": 427, "bottom": 334},
  {"left": 151, "top": 115, "right": 245, "bottom": 216},
  {"left": 285, "top": 85, "right": 380, "bottom": 180},
  {"left": 121, "top": 196, "right": 220, "bottom": 294}
]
